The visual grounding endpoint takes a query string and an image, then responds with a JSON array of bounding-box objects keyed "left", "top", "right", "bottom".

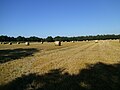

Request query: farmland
[{"left": 0, "top": 40, "right": 120, "bottom": 90}]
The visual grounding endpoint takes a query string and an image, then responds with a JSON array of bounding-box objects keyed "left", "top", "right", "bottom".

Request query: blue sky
[{"left": 0, "top": 0, "right": 120, "bottom": 38}]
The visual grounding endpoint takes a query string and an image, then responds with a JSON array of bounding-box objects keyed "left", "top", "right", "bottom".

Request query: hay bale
[
  {"left": 3, "top": 42, "right": 7, "bottom": 44},
  {"left": 17, "top": 42, "right": 20, "bottom": 44},
  {"left": 41, "top": 41, "right": 44, "bottom": 44},
  {"left": 9, "top": 42, "right": 12, "bottom": 45},
  {"left": 54, "top": 41, "right": 61, "bottom": 46},
  {"left": 25, "top": 42, "right": 30, "bottom": 46},
  {"left": 0, "top": 42, "right": 2, "bottom": 44},
  {"left": 95, "top": 40, "right": 98, "bottom": 43},
  {"left": 71, "top": 41, "right": 75, "bottom": 43}
]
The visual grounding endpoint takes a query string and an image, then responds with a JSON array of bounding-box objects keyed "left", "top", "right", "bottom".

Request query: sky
[{"left": 0, "top": 0, "right": 120, "bottom": 38}]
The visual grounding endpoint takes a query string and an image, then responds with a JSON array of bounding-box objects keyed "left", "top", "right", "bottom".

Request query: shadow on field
[
  {"left": 0, "top": 62, "right": 120, "bottom": 90},
  {"left": 0, "top": 48, "right": 39, "bottom": 63}
]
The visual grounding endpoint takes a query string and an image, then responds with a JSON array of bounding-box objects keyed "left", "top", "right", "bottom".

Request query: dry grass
[{"left": 0, "top": 40, "right": 120, "bottom": 90}]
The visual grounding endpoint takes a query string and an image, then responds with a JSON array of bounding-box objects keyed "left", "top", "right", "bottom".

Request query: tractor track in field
[
  {"left": 31, "top": 42, "right": 97, "bottom": 73},
  {"left": 36, "top": 42, "right": 89, "bottom": 56},
  {"left": 98, "top": 41, "right": 120, "bottom": 63}
]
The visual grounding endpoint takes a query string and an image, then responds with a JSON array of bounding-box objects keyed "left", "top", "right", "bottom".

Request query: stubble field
[{"left": 0, "top": 40, "right": 120, "bottom": 90}]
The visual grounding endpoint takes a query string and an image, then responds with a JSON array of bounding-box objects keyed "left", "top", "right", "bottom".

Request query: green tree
[
  {"left": 46, "top": 36, "right": 54, "bottom": 42},
  {"left": 16, "top": 36, "right": 25, "bottom": 41}
]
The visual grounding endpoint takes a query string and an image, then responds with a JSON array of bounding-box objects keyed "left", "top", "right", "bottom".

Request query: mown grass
[
  {"left": 0, "top": 48, "right": 39, "bottom": 63},
  {"left": 0, "top": 40, "right": 120, "bottom": 90},
  {"left": 0, "top": 62, "right": 120, "bottom": 90}
]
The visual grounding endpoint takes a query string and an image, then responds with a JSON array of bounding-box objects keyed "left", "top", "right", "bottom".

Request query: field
[{"left": 0, "top": 40, "right": 120, "bottom": 90}]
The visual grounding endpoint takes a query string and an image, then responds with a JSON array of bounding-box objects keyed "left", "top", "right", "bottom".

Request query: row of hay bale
[
  {"left": 0, "top": 42, "right": 20, "bottom": 45},
  {"left": 25, "top": 41, "right": 62, "bottom": 46},
  {"left": 0, "top": 42, "right": 7, "bottom": 44},
  {"left": 1, "top": 39, "right": 120, "bottom": 45},
  {"left": 0, "top": 41, "right": 62, "bottom": 46},
  {"left": 0, "top": 42, "right": 28, "bottom": 45}
]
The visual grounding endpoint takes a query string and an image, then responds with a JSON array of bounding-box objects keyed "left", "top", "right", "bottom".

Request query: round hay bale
[
  {"left": 17, "top": 42, "right": 20, "bottom": 44},
  {"left": 41, "top": 41, "right": 44, "bottom": 44},
  {"left": 25, "top": 42, "right": 30, "bottom": 46},
  {"left": 9, "top": 42, "right": 12, "bottom": 45},
  {"left": 71, "top": 41, "right": 75, "bottom": 43},
  {"left": 95, "top": 40, "right": 98, "bottom": 43},
  {"left": 3, "top": 42, "right": 7, "bottom": 44},
  {"left": 0, "top": 42, "right": 2, "bottom": 44},
  {"left": 54, "top": 41, "right": 61, "bottom": 46}
]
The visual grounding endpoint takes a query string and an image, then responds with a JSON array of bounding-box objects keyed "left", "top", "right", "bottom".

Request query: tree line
[{"left": 0, "top": 34, "right": 120, "bottom": 42}]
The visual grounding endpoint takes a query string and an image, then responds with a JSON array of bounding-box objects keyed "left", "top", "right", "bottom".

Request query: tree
[
  {"left": 29, "top": 36, "right": 40, "bottom": 42},
  {"left": 54, "top": 36, "right": 62, "bottom": 41},
  {"left": 46, "top": 36, "right": 54, "bottom": 42},
  {"left": 16, "top": 36, "right": 25, "bottom": 41},
  {"left": 0, "top": 35, "right": 9, "bottom": 42}
]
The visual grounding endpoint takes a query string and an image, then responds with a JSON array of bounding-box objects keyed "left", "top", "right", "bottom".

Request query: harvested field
[{"left": 0, "top": 40, "right": 120, "bottom": 90}]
